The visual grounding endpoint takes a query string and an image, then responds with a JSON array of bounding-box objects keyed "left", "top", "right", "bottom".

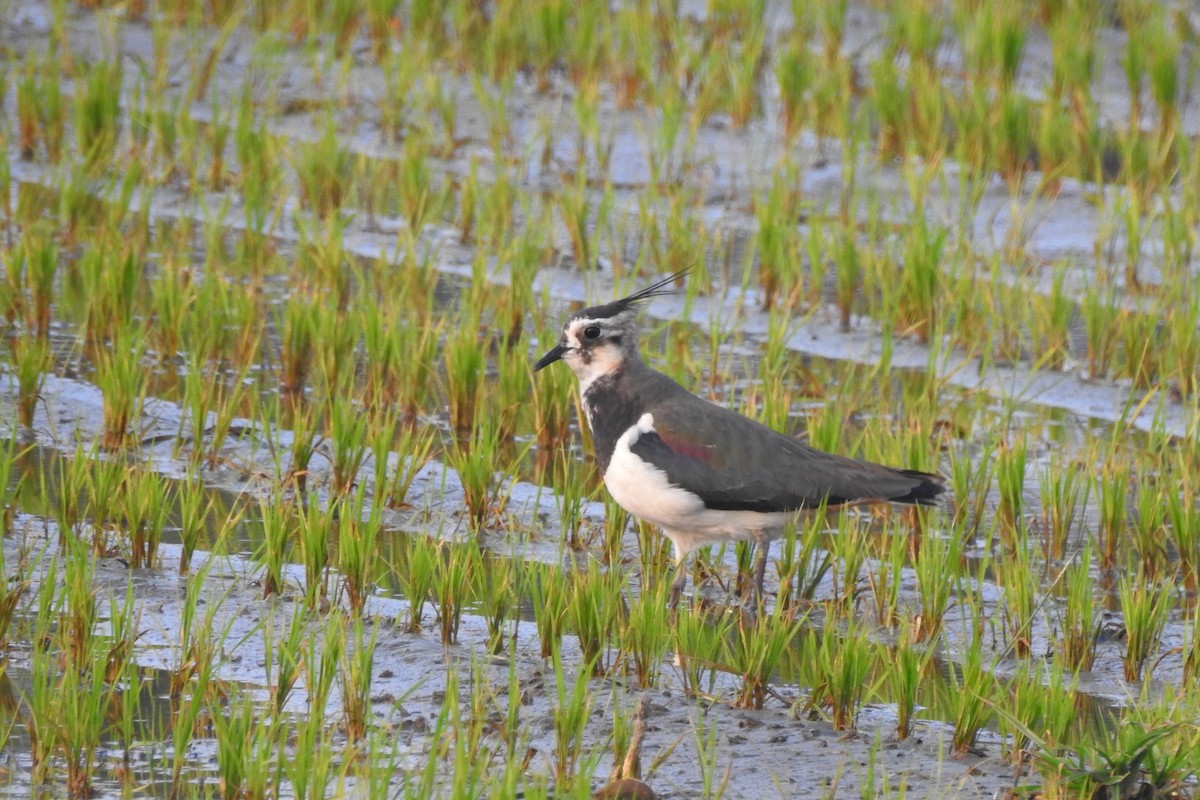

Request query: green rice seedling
[
  {"left": 14, "top": 227, "right": 57, "bottom": 339},
  {"left": 308, "top": 612, "right": 342, "bottom": 721},
  {"left": 311, "top": 298, "right": 359, "bottom": 396},
  {"left": 1132, "top": 478, "right": 1168, "bottom": 580},
  {"left": 1167, "top": 483, "right": 1200, "bottom": 595},
  {"left": 810, "top": 617, "right": 872, "bottom": 731},
  {"left": 61, "top": 522, "right": 99, "bottom": 672},
  {"left": 1097, "top": 461, "right": 1129, "bottom": 571},
  {"left": 996, "top": 664, "right": 1043, "bottom": 766},
  {"left": 754, "top": 170, "right": 803, "bottom": 311},
  {"left": 949, "top": 621, "right": 994, "bottom": 756},
  {"left": 340, "top": 617, "right": 378, "bottom": 744},
  {"left": 378, "top": 423, "right": 436, "bottom": 510},
  {"left": 895, "top": 216, "right": 946, "bottom": 345},
  {"left": 399, "top": 129, "right": 448, "bottom": 231},
  {"left": 553, "top": 451, "right": 590, "bottom": 551},
  {"left": 151, "top": 99, "right": 182, "bottom": 179},
  {"left": 338, "top": 489, "right": 383, "bottom": 616},
  {"left": 174, "top": 476, "right": 214, "bottom": 574},
  {"left": 1119, "top": 571, "right": 1173, "bottom": 683},
  {"left": 1038, "top": 456, "right": 1088, "bottom": 562},
  {"left": 329, "top": 396, "right": 370, "bottom": 496},
  {"left": 1080, "top": 284, "right": 1120, "bottom": 380},
  {"left": 601, "top": 493, "right": 632, "bottom": 568},
  {"left": 1118, "top": 309, "right": 1162, "bottom": 389},
  {"left": 995, "top": 436, "right": 1027, "bottom": 536},
  {"left": 1059, "top": 543, "right": 1100, "bottom": 672},
  {"left": 0, "top": 541, "right": 28, "bottom": 648},
  {"left": 290, "top": 701, "right": 336, "bottom": 800},
  {"left": 530, "top": 565, "right": 573, "bottom": 660},
  {"left": 1030, "top": 265, "right": 1074, "bottom": 371},
  {"left": 278, "top": 396, "right": 320, "bottom": 496},
  {"left": 885, "top": 631, "right": 930, "bottom": 741},
  {"left": 443, "top": 310, "right": 488, "bottom": 435},
  {"left": 479, "top": 553, "right": 517, "bottom": 654},
  {"left": 779, "top": 512, "right": 834, "bottom": 609},
  {"left": 16, "top": 58, "right": 42, "bottom": 159},
  {"left": 75, "top": 58, "right": 122, "bottom": 171},
  {"left": 691, "top": 704, "right": 732, "bottom": 800},
  {"left": 492, "top": 330, "right": 532, "bottom": 442},
  {"left": 279, "top": 292, "right": 318, "bottom": 399},
  {"left": 213, "top": 688, "right": 267, "bottom": 800},
  {"left": 120, "top": 466, "right": 170, "bottom": 569},
  {"left": 620, "top": 579, "right": 671, "bottom": 688},
  {"left": 830, "top": 515, "right": 868, "bottom": 610},
  {"left": 551, "top": 646, "right": 598, "bottom": 785},
  {"left": 833, "top": 230, "right": 860, "bottom": 332},
  {"left": 729, "top": 601, "right": 805, "bottom": 710},
  {"left": 11, "top": 333, "right": 50, "bottom": 429},
  {"left": 27, "top": 555, "right": 62, "bottom": 785},
  {"left": 727, "top": 27, "right": 765, "bottom": 129},
  {"left": 150, "top": 261, "right": 193, "bottom": 362},
  {"left": 434, "top": 540, "right": 479, "bottom": 645},
  {"left": 298, "top": 499, "right": 333, "bottom": 609},
  {"left": 1164, "top": 294, "right": 1200, "bottom": 397},
  {"left": 442, "top": 663, "right": 493, "bottom": 798},
  {"left": 776, "top": 34, "right": 815, "bottom": 142},
  {"left": 1184, "top": 598, "right": 1200, "bottom": 684},
  {"left": 106, "top": 589, "right": 141, "bottom": 781},
  {"left": 1034, "top": 718, "right": 1179, "bottom": 800},
  {"left": 400, "top": 534, "right": 438, "bottom": 632},
  {"left": 259, "top": 494, "right": 294, "bottom": 598},
  {"left": 1146, "top": 20, "right": 1181, "bottom": 136},
  {"left": 556, "top": 168, "right": 593, "bottom": 269},
  {"left": 568, "top": 558, "right": 625, "bottom": 675},
  {"left": 77, "top": 453, "right": 125, "bottom": 556},
  {"left": 52, "top": 630, "right": 114, "bottom": 798},
  {"left": 446, "top": 416, "right": 506, "bottom": 532},
  {"left": 945, "top": 443, "right": 993, "bottom": 532},
  {"left": 200, "top": 362, "right": 255, "bottom": 471},
  {"left": 913, "top": 533, "right": 961, "bottom": 643},
  {"left": 268, "top": 602, "right": 308, "bottom": 712},
  {"left": 94, "top": 326, "right": 148, "bottom": 451},
  {"left": 996, "top": 530, "right": 1036, "bottom": 658},
  {"left": 866, "top": 526, "right": 907, "bottom": 628},
  {"left": 360, "top": 300, "right": 407, "bottom": 412}
]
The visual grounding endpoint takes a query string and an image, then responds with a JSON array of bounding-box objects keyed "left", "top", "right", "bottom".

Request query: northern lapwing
[{"left": 534, "top": 271, "right": 945, "bottom": 608}]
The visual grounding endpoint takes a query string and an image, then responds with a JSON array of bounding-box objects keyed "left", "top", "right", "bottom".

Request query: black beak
[{"left": 534, "top": 343, "right": 568, "bottom": 371}]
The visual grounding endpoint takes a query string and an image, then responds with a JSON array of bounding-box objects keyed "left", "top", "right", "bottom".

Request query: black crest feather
[{"left": 582, "top": 268, "right": 691, "bottom": 320}]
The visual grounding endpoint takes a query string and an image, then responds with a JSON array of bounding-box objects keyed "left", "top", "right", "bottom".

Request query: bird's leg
[
  {"left": 668, "top": 558, "right": 687, "bottom": 611},
  {"left": 753, "top": 537, "right": 770, "bottom": 601},
  {"left": 668, "top": 539, "right": 688, "bottom": 613}
]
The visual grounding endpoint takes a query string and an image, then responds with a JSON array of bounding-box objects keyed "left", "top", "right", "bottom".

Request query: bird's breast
[{"left": 603, "top": 414, "right": 706, "bottom": 528}]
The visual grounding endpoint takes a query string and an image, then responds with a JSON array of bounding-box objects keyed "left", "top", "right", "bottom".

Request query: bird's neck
[{"left": 580, "top": 367, "right": 642, "bottom": 474}]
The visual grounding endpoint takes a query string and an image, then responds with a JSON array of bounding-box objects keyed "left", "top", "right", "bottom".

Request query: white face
[{"left": 560, "top": 316, "right": 629, "bottom": 391}]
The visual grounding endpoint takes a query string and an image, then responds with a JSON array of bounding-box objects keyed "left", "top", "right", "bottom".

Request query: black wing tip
[{"left": 891, "top": 470, "right": 947, "bottom": 506}]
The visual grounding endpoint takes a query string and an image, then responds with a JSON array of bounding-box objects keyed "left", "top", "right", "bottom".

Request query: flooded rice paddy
[{"left": 3, "top": 1, "right": 1200, "bottom": 798}]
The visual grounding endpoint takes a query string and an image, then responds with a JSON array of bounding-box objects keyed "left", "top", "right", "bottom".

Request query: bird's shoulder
[{"left": 627, "top": 365, "right": 801, "bottom": 458}]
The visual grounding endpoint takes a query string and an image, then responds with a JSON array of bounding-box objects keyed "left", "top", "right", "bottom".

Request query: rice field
[{"left": 3, "top": 0, "right": 1200, "bottom": 797}]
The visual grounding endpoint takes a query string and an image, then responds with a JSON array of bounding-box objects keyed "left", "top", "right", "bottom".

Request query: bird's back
[{"left": 586, "top": 361, "right": 944, "bottom": 513}]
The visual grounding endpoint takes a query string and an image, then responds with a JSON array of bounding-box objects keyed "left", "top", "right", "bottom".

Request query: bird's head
[{"left": 534, "top": 270, "right": 687, "bottom": 387}]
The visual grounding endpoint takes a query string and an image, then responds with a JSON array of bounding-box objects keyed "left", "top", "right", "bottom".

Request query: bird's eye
[{"left": 583, "top": 325, "right": 601, "bottom": 340}]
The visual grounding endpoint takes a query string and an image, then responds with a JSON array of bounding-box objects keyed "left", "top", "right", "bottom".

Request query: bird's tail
[{"left": 890, "top": 469, "right": 946, "bottom": 506}]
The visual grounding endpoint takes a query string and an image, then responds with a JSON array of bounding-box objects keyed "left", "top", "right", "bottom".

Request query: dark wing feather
[{"left": 631, "top": 382, "right": 943, "bottom": 513}]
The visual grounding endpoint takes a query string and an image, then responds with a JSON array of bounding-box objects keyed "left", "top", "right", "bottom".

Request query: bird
[{"left": 534, "top": 270, "right": 945, "bottom": 609}]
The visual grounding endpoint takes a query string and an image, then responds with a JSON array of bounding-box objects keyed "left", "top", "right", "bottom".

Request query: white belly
[{"left": 603, "top": 414, "right": 794, "bottom": 555}]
